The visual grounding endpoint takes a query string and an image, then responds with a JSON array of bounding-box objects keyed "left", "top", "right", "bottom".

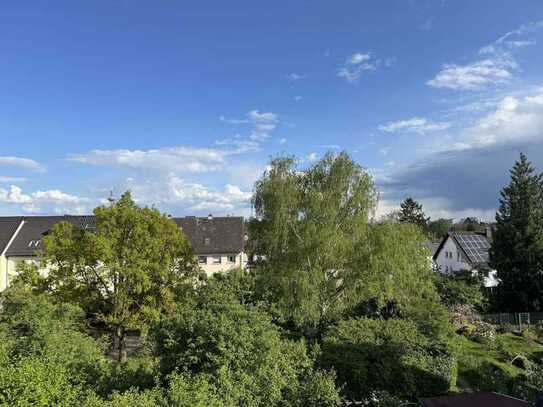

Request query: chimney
[{"left": 485, "top": 225, "right": 493, "bottom": 243}]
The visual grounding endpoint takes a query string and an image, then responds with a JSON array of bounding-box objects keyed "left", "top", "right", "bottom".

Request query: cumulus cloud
[
  {"left": 0, "top": 185, "right": 89, "bottom": 214},
  {"left": 219, "top": 109, "right": 280, "bottom": 143},
  {"left": 307, "top": 152, "right": 318, "bottom": 162},
  {"left": 123, "top": 174, "right": 252, "bottom": 215},
  {"left": 379, "top": 117, "right": 451, "bottom": 134},
  {"left": 379, "top": 87, "right": 543, "bottom": 218},
  {"left": 0, "top": 156, "right": 45, "bottom": 172},
  {"left": 449, "top": 90, "right": 543, "bottom": 150}
]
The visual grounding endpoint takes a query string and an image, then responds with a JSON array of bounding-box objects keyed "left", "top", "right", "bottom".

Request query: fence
[{"left": 483, "top": 312, "right": 543, "bottom": 329}]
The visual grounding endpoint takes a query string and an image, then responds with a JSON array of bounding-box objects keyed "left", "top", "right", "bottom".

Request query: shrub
[
  {"left": 0, "top": 288, "right": 110, "bottom": 392},
  {"left": 320, "top": 318, "right": 456, "bottom": 400},
  {"left": 151, "top": 301, "right": 340, "bottom": 406}
]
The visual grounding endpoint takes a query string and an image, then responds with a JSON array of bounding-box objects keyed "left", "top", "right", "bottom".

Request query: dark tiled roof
[
  {"left": 1, "top": 215, "right": 245, "bottom": 257},
  {"left": 173, "top": 216, "right": 245, "bottom": 254},
  {"left": 419, "top": 392, "right": 528, "bottom": 406},
  {"left": 0, "top": 217, "right": 23, "bottom": 254},
  {"left": 5, "top": 216, "right": 65, "bottom": 256}
]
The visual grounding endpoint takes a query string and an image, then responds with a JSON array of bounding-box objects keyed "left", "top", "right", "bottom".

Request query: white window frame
[
  {"left": 198, "top": 256, "right": 207, "bottom": 264},
  {"left": 212, "top": 255, "right": 221, "bottom": 264},
  {"left": 227, "top": 255, "right": 236, "bottom": 263}
]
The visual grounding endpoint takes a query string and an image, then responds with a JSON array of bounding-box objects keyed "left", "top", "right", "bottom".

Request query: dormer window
[
  {"left": 204, "top": 237, "right": 211, "bottom": 246},
  {"left": 28, "top": 240, "right": 40, "bottom": 248}
]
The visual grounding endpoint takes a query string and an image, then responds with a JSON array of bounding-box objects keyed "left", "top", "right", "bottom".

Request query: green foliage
[
  {"left": 490, "top": 153, "right": 543, "bottom": 311},
  {"left": 351, "top": 222, "right": 451, "bottom": 338},
  {"left": 40, "top": 191, "right": 196, "bottom": 361},
  {"left": 251, "top": 153, "right": 376, "bottom": 335},
  {"left": 322, "top": 318, "right": 455, "bottom": 400},
  {"left": 321, "top": 318, "right": 456, "bottom": 400},
  {"left": 427, "top": 218, "right": 453, "bottom": 239},
  {"left": 0, "top": 288, "right": 110, "bottom": 391},
  {"left": 152, "top": 300, "right": 340, "bottom": 406},
  {"left": 399, "top": 197, "right": 429, "bottom": 228},
  {"left": 435, "top": 274, "right": 485, "bottom": 310}
]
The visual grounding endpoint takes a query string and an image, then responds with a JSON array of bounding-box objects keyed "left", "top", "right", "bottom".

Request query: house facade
[
  {"left": 0, "top": 214, "right": 247, "bottom": 291},
  {"left": 432, "top": 231, "right": 499, "bottom": 288}
]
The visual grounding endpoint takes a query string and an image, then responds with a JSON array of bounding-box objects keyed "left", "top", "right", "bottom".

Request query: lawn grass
[{"left": 455, "top": 332, "right": 543, "bottom": 391}]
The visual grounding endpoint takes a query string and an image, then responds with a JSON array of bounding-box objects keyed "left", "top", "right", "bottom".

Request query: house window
[
  {"left": 212, "top": 256, "right": 221, "bottom": 264},
  {"left": 228, "top": 255, "right": 236, "bottom": 263},
  {"left": 457, "top": 252, "right": 461, "bottom": 262},
  {"left": 28, "top": 240, "right": 40, "bottom": 248},
  {"left": 204, "top": 237, "right": 211, "bottom": 246},
  {"left": 198, "top": 256, "right": 207, "bottom": 264}
]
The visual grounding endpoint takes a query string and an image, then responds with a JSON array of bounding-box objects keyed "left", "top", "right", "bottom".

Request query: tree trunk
[{"left": 116, "top": 326, "right": 127, "bottom": 363}]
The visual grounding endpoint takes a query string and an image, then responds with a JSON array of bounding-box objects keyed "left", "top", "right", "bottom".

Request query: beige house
[{"left": 0, "top": 214, "right": 247, "bottom": 291}]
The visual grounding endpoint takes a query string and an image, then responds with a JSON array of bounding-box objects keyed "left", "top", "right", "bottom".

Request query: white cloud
[
  {"left": 0, "top": 156, "right": 45, "bottom": 172},
  {"left": 429, "top": 20, "right": 542, "bottom": 92},
  {"left": 337, "top": 52, "right": 378, "bottom": 82},
  {"left": 427, "top": 58, "right": 516, "bottom": 90},
  {"left": 347, "top": 52, "right": 371, "bottom": 65},
  {"left": 450, "top": 89, "right": 543, "bottom": 150},
  {"left": 294, "top": 96, "right": 303, "bottom": 102},
  {"left": 0, "top": 176, "right": 27, "bottom": 183},
  {"left": 286, "top": 73, "right": 306, "bottom": 81},
  {"left": 379, "top": 117, "right": 451, "bottom": 134},
  {"left": 69, "top": 146, "right": 228, "bottom": 173},
  {"left": 278, "top": 138, "right": 287, "bottom": 145},
  {"left": 0, "top": 186, "right": 32, "bottom": 204},
  {"left": 307, "top": 152, "right": 318, "bottom": 162},
  {"left": 220, "top": 109, "right": 280, "bottom": 143},
  {"left": 0, "top": 185, "right": 89, "bottom": 214},
  {"left": 123, "top": 174, "right": 252, "bottom": 215}
]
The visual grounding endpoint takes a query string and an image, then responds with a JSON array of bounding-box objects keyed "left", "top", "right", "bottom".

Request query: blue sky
[{"left": 1, "top": 1, "right": 543, "bottom": 220}]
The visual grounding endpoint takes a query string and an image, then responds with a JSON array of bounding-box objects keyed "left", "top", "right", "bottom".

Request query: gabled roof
[
  {"left": 173, "top": 216, "right": 245, "bottom": 254},
  {"left": 0, "top": 217, "right": 23, "bottom": 255},
  {"left": 433, "top": 231, "right": 491, "bottom": 266},
  {"left": 1, "top": 215, "right": 245, "bottom": 257},
  {"left": 5, "top": 216, "right": 64, "bottom": 256}
]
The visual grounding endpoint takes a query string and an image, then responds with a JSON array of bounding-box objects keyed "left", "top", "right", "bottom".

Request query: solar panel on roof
[{"left": 454, "top": 234, "right": 490, "bottom": 264}]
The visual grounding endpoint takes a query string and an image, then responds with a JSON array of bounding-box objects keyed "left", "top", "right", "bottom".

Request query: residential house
[
  {"left": 432, "top": 230, "right": 499, "bottom": 288},
  {"left": 0, "top": 214, "right": 247, "bottom": 291}
]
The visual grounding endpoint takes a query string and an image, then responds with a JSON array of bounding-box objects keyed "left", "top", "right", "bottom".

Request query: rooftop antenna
[{"left": 107, "top": 190, "right": 116, "bottom": 206}]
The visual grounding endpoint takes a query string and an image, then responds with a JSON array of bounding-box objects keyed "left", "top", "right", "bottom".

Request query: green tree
[
  {"left": 490, "top": 153, "right": 543, "bottom": 311},
  {"left": 40, "top": 192, "right": 195, "bottom": 362},
  {"left": 151, "top": 300, "right": 340, "bottom": 406},
  {"left": 428, "top": 218, "right": 453, "bottom": 239},
  {"left": 250, "top": 152, "right": 376, "bottom": 335},
  {"left": 399, "top": 197, "right": 429, "bottom": 228}
]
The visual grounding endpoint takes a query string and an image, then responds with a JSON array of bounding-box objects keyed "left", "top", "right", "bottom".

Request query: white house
[
  {"left": 0, "top": 214, "right": 248, "bottom": 291},
  {"left": 432, "top": 231, "right": 499, "bottom": 288}
]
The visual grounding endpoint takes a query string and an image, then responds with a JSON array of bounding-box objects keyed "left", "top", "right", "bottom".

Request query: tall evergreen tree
[
  {"left": 490, "top": 153, "right": 543, "bottom": 311},
  {"left": 399, "top": 197, "right": 429, "bottom": 228}
]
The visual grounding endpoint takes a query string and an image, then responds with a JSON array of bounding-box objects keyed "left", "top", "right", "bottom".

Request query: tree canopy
[
  {"left": 399, "top": 197, "right": 429, "bottom": 229},
  {"left": 250, "top": 152, "right": 376, "bottom": 334},
  {"left": 490, "top": 153, "right": 543, "bottom": 312},
  {"left": 39, "top": 192, "right": 196, "bottom": 361}
]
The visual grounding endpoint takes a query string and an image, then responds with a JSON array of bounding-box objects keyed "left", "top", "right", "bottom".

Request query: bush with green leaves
[
  {"left": 151, "top": 300, "right": 340, "bottom": 406},
  {"left": 320, "top": 317, "right": 456, "bottom": 401},
  {"left": 0, "top": 288, "right": 111, "bottom": 391},
  {"left": 435, "top": 274, "right": 485, "bottom": 311}
]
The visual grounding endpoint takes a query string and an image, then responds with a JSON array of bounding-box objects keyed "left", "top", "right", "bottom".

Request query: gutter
[{"left": 1, "top": 219, "right": 25, "bottom": 289}]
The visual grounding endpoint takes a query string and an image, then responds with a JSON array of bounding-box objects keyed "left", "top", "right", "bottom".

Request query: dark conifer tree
[
  {"left": 490, "top": 153, "right": 543, "bottom": 311},
  {"left": 399, "top": 197, "right": 429, "bottom": 228}
]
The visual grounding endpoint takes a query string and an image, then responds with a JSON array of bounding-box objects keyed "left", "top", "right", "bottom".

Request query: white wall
[
  {"left": 434, "top": 237, "right": 472, "bottom": 274},
  {"left": 197, "top": 252, "right": 247, "bottom": 277}
]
